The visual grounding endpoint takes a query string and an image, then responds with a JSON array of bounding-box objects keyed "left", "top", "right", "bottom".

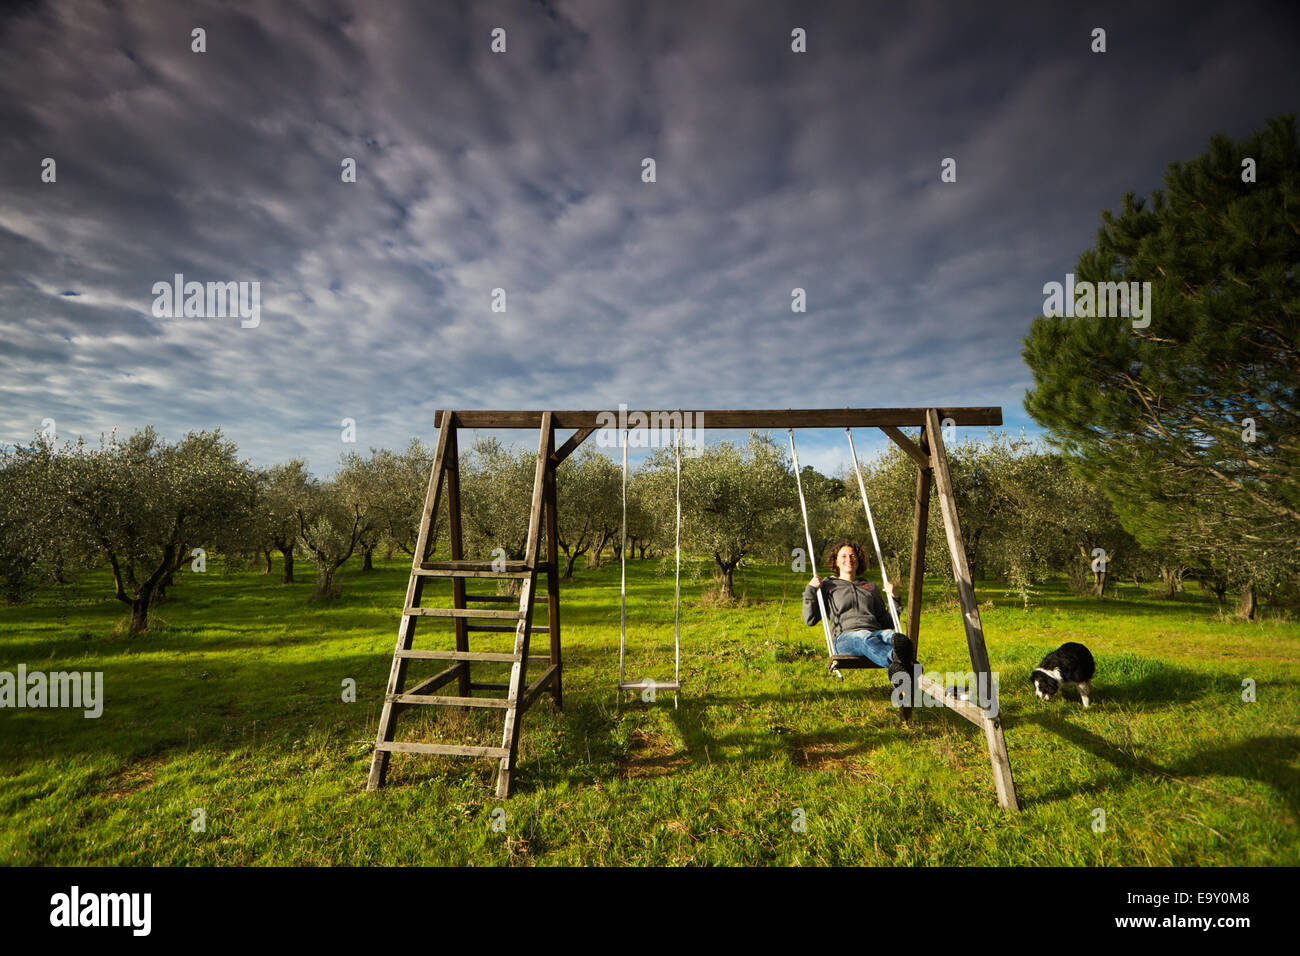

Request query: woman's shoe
[{"left": 888, "top": 634, "right": 917, "bottom": 722}]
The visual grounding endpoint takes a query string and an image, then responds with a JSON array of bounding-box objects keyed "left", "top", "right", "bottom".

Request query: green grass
[{"left": 1, "top": 555, "right": 1297, "bottom": 865}]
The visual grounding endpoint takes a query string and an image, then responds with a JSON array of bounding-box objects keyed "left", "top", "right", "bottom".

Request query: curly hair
[{"left": 823, "top": 538, "right": 870, "bottom": 576}]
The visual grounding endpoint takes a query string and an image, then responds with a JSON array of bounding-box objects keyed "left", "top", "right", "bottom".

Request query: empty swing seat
[
  {"left": 616, "top": 423, "right": 684, "bottom": 704},
  {"left": 617, "top": 679, "right": 683, "bottom": 693}
]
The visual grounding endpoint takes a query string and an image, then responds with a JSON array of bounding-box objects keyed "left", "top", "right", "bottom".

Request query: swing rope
[
  {"left": 787, "top": 429, "right": 836, "bottom": 660},
  {"left": 674, "top": 424, "right": 681, "bottom": 688},
  {"left": 618, "top": 425, "right": 628, "bottom": 687},
  {"left": 617, "top": 421, "right": 683, "bottom": 704},
  {"left": 845, "top": 428, "right": 903, "bottom": 633}
]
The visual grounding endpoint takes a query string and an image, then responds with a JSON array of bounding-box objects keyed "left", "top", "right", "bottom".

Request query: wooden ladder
[{"left": 367, "top": 411, "right": 561, "bottom": 798}]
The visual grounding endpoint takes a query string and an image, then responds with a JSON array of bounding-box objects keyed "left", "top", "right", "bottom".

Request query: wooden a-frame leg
[
  {"left": 925, "top": 408, "right": 1020, "bottom": 811},
  {"left": 544, "top": 431, "right": 563, "bottom": 708},
  {"left": 368, "top": 414, "right": 454, "bottom": 790}
]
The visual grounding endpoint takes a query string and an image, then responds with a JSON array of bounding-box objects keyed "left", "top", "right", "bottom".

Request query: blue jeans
[{"left": 834, "top": 629, "right": 901, "bottom": 667}]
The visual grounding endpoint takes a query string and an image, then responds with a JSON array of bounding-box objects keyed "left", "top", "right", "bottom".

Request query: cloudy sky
[{"left": 1, "top": 0, "right": 1296, "bottom": 476}]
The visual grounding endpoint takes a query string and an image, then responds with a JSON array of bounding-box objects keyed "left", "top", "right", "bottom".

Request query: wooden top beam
[{"left": 434, "top": 408, "right": 1001, "bottom": 429}]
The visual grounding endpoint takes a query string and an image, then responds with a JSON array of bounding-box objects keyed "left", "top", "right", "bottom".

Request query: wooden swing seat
[
  {"left": 829, "top": 654, "right": 884, "bottom": 671},
  {"left": 616, "top": 679, "right": 682, "bottom": 693}
]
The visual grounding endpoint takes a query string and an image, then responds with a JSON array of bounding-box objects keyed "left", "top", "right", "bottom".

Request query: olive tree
[
  {"left": 255, "top": 459, "right": 311, "bottom": 582},
  {"left": 0, "top": 437, "right": 70, "bottom": 602},
  {"left": 458, "top": 436, "right": 536, "bottom": 563},
  {"left": 644, "top": 433, "right": 792, "bottom": 599},
  {"left": 45, "top": 428, "right": 256, "bottom": 632},
  {"left": 295, "top": 476, "right": 374, "bottom": 601},
  {"left": 555, "top": 445, "right": 620, "bottom": 578}
]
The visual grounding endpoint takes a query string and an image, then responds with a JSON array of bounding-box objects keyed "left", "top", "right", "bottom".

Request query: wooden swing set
[{"left": 366, "top": 407, "right": 1019, "bottom": 810}]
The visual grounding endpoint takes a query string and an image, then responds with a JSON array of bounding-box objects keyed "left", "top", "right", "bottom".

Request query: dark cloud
[{"left": 0, "top": 0, "right": 1295, "bottom": 475}]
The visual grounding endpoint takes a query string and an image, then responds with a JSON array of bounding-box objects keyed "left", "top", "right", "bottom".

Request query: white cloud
[{"left": 0, "top": 0, "right": 1293, "bottom": 472}]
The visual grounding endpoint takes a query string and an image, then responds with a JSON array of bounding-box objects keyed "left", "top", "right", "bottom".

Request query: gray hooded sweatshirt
[{"left": 803, "top": 577, "right": 903, "bottom": 637}]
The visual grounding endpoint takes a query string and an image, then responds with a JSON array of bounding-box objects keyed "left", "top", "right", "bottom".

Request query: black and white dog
[{"left": 1031, "top": 642, "right": 1096, "bottom": 708}]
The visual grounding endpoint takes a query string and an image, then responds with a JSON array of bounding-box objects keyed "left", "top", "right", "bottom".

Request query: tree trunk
[
  {"left": 720, "top": 565, "right": 735, "bottom": 599},
  {"left": 1091, "top": 568, "right": 1107, "bottom": 597},
  {"left": 129, "top": 591, "right": 152, "bottom": 633},
  {"left": 562, "top": 544, "right": 590, "bottom": 580},
  {"left": 1159, "top": 565, "right": 1178, "bottom": 598},
  {"left": 312, "top": 567, "right": 336, "bottom": 601},
  {"left": 281, "top": 544, "right": 295, "bottom": 584},
  {"left": 263, "top": 549, "right": 273, "bottom": 574},
  {"left": 715, "top": 553, "right": 737, "bottom": 600},
  {"left": 4, "top": 570, "right": 27, "bottom": 604},
  {"left": 1236, "top": 582, "right": 1258, "bottom": 621},
  {"left": 362, "top": 547, "right": 374, "bottom": 572},
  {"left": 589, "top": 532, "right": 612, "bottom": 570}
]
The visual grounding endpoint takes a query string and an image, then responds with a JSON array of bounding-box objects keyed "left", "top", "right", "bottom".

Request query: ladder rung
[
  {"left": 422, "top": 560, "right": 530, "bottom": 571},
  {"left": 394, "top": 650, "right": 552, "bottom": 663},
  {"left": 465, "top": 624, "right": 548, "bottom": 633},
  {"left": 387, "top": 693, "right": 511, "bottom": 709},
  {"left": 416, "top": 565, "right": 530, "bottom": 579},
  {"left": 416, "top": 561, "right": 554, "bottom": 579},
  {"left": 376, "top": 741, "right": 509, "bottom": 759},
  {"left": 405, "top": 607, "right": 523, "bottom": 620},
  {"left": 396, "top": 650, "right": 521, "bottom": 662}
]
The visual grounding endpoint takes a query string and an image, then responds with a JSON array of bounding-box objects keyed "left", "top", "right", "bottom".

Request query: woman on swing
[{"left": 803, "top": 538, "right": 919, "bottom": 695}]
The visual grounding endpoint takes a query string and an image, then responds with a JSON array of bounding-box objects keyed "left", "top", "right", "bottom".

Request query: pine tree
[{"left": 1022, "top": 115, "right": 1300, "bottom": 616}]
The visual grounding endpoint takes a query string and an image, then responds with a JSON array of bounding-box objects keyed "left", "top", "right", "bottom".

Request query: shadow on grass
[
  {"left": 369, "top": 669, "right": 1299, "bottom": 804},
  {"left": 999, "top": 655, "right": 1238, "bottom": 714},
  {"left": 0, "top": 645, "right": 588, "bottom": 769},
  {"left": 553, "top": 685, "right": 967, "bottom": 786},
  {"left": 1019, "top": 710, "right": 1299, "bottom": 819}
]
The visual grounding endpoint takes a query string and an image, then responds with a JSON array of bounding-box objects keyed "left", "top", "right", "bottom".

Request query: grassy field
[{"left": 1, "top": 554, "right": 1297, "bottom": 866}]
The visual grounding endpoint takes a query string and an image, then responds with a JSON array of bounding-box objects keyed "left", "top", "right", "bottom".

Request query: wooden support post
[
  {"left": 551, "top": 427, "right": 594, "bottom": 466},
  {"left": 367, "top": 413, "right": 454, "bottom": 791},
  {"left": 544, "top": 427, "right": 563, "bottom": 708},
  {"left": 925, "top": 408, "right": 1019, "bottom": 811},
  {"left": 926, "top": 410, "right": 991, "bottom": 678},
  {"left": 906, "top": 425, "right": 931, "bottom": 654},
  {"left": 445, "top": 427, "right": 471, "bottom": 702},
  {"left": 880, "top": 425, "right": 930, "bottom": 469}
]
